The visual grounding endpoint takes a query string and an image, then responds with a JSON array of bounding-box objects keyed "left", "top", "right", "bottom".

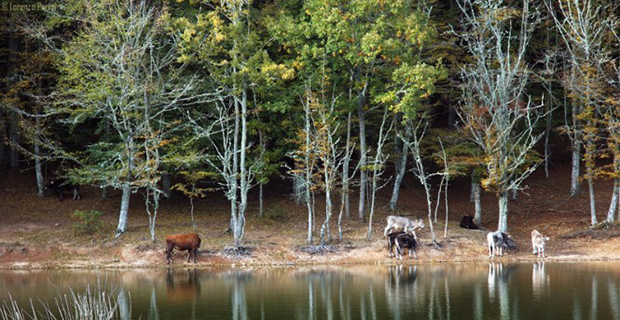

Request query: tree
[
  {"left": 177, "top": 0, "right": 292, "bottom": 247},
  {"left": 27, "top": 0, "right": 201, "bottom": 239},
  {"left": 548, "top": 0, "right": 613, "bottom": 225},
  {"left": 458, "top": 0, "right": 544, "bottom": 232}
]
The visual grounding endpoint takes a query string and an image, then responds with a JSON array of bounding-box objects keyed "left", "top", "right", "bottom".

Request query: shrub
[{"left": 72, "top": 210, "right": 105, "bottom": 235}]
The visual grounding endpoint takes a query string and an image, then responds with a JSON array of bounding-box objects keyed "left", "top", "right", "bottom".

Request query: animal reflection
[
  {"left": 531, "top": 261, "right": 549, "bottom": 299},
  {"left": 166, "top": 269, "right": 201, "bottom": 302},
  {"left": 386, "top": 265, "right": 417, "bottom": 320},
  {"left": 488, "top": 263, "right": 518, "bottom": 320}
]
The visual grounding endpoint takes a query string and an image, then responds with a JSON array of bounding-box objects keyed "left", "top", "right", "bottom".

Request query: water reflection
[
  {"left": 531, "top": 261, "right": 548, "bottom": 298},
  {"left": 2, "top": 263, "right": 620, "bottom": 320}
]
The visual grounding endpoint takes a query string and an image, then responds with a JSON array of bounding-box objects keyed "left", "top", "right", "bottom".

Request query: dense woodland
[{"left": 1, "top": 0, "right": 620, "bottom": 248}]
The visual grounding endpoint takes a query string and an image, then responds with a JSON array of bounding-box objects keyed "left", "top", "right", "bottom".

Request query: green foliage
[{"left": 72, "top": 210, "right": 105, "bottom": 235}]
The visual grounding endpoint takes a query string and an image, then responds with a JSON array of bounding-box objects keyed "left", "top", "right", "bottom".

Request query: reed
[{"left": 0, "top": 285, "right": 128, "bottom": 320}]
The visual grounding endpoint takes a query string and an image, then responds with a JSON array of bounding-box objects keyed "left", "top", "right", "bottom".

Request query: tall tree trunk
[
  {"left": 586, "top": 129, "right": 597, "bottom": 225},
  {"left": 259, "top": 183, "right": 264, "bottom": 217},
  {"left": 423, "top": 183, "right": 438, "bottom": 245},
  {"left": 570, "top": 137, "right": 581, "bottom": 196},
  {"left": 230, "top": 95, "right": 240, "bottom": 235},
  {"left": 162, "top": 172, "right": 172, "bottom": 198},
  {"left": 588, "top": 174, "right": 597, "bottom": 225},
  {"left": 7, "top": 17, "right": 19, "bottom": 169},
  {"left": 544, "top": 103, "right": 553, "bottom": 178},
  {"left": 498, "top": 191, "right": 508, "bottom": 232},
  {"left": 343, "top": 112, "right": 351, "bottom": 219},
  {"left": 473, "top": 180, "right": 482, "bottom": 226},
  {"left": 608, "top": 148, "right": 620, "bottom": 222},
  {"left": 569, "top": 87, "right": 581, "bottom": 196},
  {"left": 115, "top": 183, "right": 132, "bottom": 238},
  {"left": 34, "top": 121, "right": 44, "bottom": 197},
  {"left": 304, "top": 96, "right": 313, "bottom": 244},
  {"left": 320, "top": 166, "right": 332, "bottom": 245},
  {"left": 389, "top": 120, "right": 412, "bottom": 211},
  {"left": 607, "top": 178, "right": 618, "bottom": 223},
  {"left": 9, "top": 111, "right": 19, "bottom": 168},
  {"left": 115, "top": 139, "right": 134, "bottom": 238},
  {"left": 235, "top": 90, "right": 249, "bottom": 247},
  {"left": 357, "top": 94, "right": 367, "bottom": 221}
]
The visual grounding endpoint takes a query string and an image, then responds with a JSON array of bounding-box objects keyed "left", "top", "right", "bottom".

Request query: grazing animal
[
  {"left": 45, "top": 178, "right": 81, "bottom": 201},
  {"left": 387, "top": 231, "right": 405, "bottom": 258},
  {"left": 459, "top": 215, "right": 480, "bottom": 229},
  {"left": 393, "top": 233, "right": 417, "bottom": 260},
  {"left": 531, "top": 230, "right": 550, "bottom": 258},
  {"left": 487, "top": 231, "right": 516, "bottom": 258},
  {"left": 165, "top": 233, "right": 201, "bottom": 264},
  {"left": 384, "top": 215, "right": 424, "bottom": 237}
]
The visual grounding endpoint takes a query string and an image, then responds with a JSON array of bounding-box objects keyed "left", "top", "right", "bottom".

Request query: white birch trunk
[
  {"left": 304, "top": 97, "right": 313, "bottom": 244},
  {"left": 343, "top": 112, "right": 352, "bottom": 219},
  {"left": 235, "top": 90, "right": 249, "bottom": 247},
  {"left": 473, "top": 181, "right": 482, "bottom": 225},
  {"left": 115, "top": 184, "right": 132, "bottom": 238},
  {"left": 498, "top": 191, "right": 508, "bottom": 233},
  {"left": 607, "top": 177, "right": 618, "bottom": 223},
  {"left": 588, "top": 175, "right": 597, "bottom": 226},
  {"left": 358, "top": 100, "right": 367, "bottom": 221},
  {"left": 320, "top": 163, "right": 332, "bottom": 245}
]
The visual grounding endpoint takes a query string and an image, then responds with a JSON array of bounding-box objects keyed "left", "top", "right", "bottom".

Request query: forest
[{"left": 1, "top": 0, "right": 620, "bottom": 256}]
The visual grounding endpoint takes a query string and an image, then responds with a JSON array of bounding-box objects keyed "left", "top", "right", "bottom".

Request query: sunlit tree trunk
[
  {"left": 357, "top": 95, "right": 367, "bottom": 222},
  {"left": 389, "top": 120, "right": 412, "bottom": 211},
  {"left": 473, "top": 179, "right": 482, "bottom": 226},
  {"left": 343, "top": 112, "right": 351, "bottom": 219},
  {"left": 498, "top": 191, "right": 508, "bottom": 232}
]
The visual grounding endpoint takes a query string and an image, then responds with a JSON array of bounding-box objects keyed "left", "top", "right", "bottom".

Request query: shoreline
[{"left": 1, "top": 248, "right": 619, "bottom": 270}]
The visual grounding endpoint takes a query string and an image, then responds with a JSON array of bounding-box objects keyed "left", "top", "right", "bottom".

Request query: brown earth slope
[{"left": 1, "top": 161, "right": 619, "bottom": 269}]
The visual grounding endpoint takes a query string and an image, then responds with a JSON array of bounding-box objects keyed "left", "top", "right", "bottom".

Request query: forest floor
[{"left": 2, "top": 160, "right": 620, "bottom": 269}]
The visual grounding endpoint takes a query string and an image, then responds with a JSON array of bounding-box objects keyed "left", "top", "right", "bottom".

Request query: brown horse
[{"left": 165, "top": 233, "right": 201, "bottom": 264}]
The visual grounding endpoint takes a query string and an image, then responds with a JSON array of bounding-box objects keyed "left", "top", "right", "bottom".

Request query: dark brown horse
[{"left": 165, "top": 233, "right": 201, "bottom": 264}]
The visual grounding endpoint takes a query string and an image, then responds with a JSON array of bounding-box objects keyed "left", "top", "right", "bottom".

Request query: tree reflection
[
  {"left": 488, "top": 263, "right": 518, "bottom": 320},
  {"left": 608, "top": 277, "right": 620, "bottom": 320},
  {"left": 148, "top": 284, "right": 160, "bottom": 320},
  {"left": 118, "top": 288, "right": 131, "bottom": 320}
]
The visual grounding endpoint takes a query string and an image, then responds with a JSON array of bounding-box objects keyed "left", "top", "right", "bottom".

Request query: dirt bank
[{"left": 1, "top": 162, "right": 620, "bottom": 269}]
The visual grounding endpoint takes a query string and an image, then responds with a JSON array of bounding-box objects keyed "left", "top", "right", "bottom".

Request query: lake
[{"left": 1, "top": 262, "right": 620, "bottom": 320}]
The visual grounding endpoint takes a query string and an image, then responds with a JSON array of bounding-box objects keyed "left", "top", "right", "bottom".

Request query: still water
[{"left": 1, "top": 262, "right": 620, "bottom": 320}]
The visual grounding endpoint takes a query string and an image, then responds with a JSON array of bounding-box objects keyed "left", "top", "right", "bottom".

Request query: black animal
[
  {"left": 459, "top": 215, "right": 480, "bottom": 229},
  {"left": 45, "top": 178, "right": 81, "bottom": 201},
  {"left": 388, "top": 231, "right": 417, "bottom": 260},
  {"left": 387, "top": 231, "right": 405, "bottom": 257}
]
